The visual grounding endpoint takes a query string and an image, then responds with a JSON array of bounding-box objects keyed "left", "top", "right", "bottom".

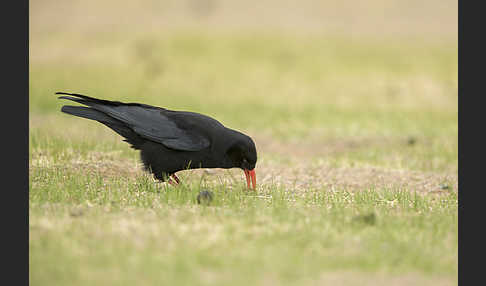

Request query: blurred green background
[{"left": 30, "top": 0, "right": 457, "bottom": 172}]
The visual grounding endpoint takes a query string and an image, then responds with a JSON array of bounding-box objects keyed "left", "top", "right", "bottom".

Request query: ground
[{"left": 30, "top": 1, "right": 457, "bottom": 285}]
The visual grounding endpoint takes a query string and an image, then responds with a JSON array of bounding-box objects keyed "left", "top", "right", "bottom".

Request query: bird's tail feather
[
  {"left": 61, "top": 105, "right": 145, "bottom": 149},
  {"left": 61, "top": 105, "right": 119, "bottom": 124},
  {"left": 57, "top": 91, "right": 122, "bottom": 106}
]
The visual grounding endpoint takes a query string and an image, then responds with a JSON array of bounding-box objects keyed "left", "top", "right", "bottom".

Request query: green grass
[
  {"left": 30, "top": 166, "right": 457, "bottom": 286},
  {"left": 30, "top": 31, "right": 457, "bottom": 174},
  {"left": 30, "top": 2, "right": 457, "bottom": 284}
]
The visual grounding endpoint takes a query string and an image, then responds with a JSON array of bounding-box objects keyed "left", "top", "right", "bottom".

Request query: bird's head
[{"left": 226, "top": 133, "right": 257, "bottom": 189}]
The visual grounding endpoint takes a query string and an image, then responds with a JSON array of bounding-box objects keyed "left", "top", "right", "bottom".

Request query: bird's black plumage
[{"left": 58, "top": 92, "right": 257, "bottom": 188}]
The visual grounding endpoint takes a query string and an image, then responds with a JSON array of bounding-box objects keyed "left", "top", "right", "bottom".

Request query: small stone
[
  {"left": 352, "top": 213, "right": 376, "bottom": 225},
  {"left": 407, "top": 137, "right": 417, "bottom": 145},
  {"left": 70, "top": 207, "right": 85, "bottom": 217},
  {"left": 440, "top": 184, "right": 451, "bottom": 190},
  {"left": 197, "top": 190, "right": 213, "bottom": 205}
]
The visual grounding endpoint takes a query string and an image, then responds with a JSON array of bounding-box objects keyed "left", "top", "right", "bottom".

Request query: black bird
[{"left": 57, "top": 92, "right": 257, "bottom": 189}]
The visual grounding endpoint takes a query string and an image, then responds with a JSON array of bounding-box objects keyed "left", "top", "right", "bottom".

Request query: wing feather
[{"left": 58, "top": 92, "right": 211, "bottom": 151}]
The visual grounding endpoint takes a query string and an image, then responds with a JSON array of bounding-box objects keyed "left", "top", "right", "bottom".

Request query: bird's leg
[
  {"left": 171, "top": 174, "right": 180, "bottom": 184},
  {"left": 168, "top": 174, "right": 180, "bottom": 186},
  {"left": 167, "top": 178, "right": 177, "bottom": 186}
]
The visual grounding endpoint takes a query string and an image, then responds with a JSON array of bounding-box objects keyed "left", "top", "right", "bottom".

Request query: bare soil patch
[{"left": 192, "top": 160, "right": 457, "bottom": 194}]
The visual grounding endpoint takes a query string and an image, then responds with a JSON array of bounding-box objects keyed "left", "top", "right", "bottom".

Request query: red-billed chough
[{"left": 57, "top": 92, "right": 257, "bottom": 189}]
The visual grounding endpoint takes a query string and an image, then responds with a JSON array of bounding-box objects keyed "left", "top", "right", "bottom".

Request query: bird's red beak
[{"left": 244, "top": 169, "right": 256, "bottom": 190}]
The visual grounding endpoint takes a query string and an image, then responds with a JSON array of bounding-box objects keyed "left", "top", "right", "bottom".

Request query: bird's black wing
[{"left": 58, "top": 92, "right": 211, "bottom": 151}]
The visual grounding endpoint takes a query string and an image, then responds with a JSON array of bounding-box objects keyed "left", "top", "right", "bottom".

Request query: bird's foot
[{"left": 168, "top": 174, "right": 181, "bottom": 186}]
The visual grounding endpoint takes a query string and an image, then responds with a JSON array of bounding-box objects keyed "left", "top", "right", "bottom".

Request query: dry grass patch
[
  {"left": 257, "top": 160, "right": 457, "bottom": 194},
  {"left": 30, "top": 145, "right": 457, "bottom": 196},
  {"left": 182, "top": 157, "right": 457, "bottom": 195}
]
